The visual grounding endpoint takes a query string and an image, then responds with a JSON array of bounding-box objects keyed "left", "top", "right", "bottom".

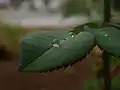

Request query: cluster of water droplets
[
  {"left": 100, "top": 31, "right": 108, "bottom": 37},
  {"left": 52, "top": 39, "right": 60, "bottom": 47},
  {"left": 52, "top": 32, "right": 76, "bottom": 48},
  {"left": 100, "top": 31, "right": 112, "bottom": 41}
]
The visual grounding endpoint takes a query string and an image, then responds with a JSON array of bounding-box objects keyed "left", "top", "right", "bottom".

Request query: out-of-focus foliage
[
  {"left": 82, "top": 76, "right": 120, "bottom": 90},
  {"left": 109, "top": 56, "right": 120, "bottom": 70},
  {"left": 0, "top": 23, "right": 35, "bottom": 53},
  {"left": 86, "top": 27, "right": 120, "bottom": 57},
  {"left": 82, "top": 79, "right": 100, "bottom": 90},
  {"left": 62, "top": 0, "right": 104, "bottom": 18},
  {"left": 0, "top": 23, "right": 24, "bottom": 53},
  {"left": 20, "top": 31, "right": 95, "bottom": 72}
]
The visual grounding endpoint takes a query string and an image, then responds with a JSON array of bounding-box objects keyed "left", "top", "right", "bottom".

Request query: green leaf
[
  {"left": 86, "top": 27, "right": 120, "bottom": 56},
  {"left": 82, "top": 76, "right": 120, "bottom": 90},
  {"left": 20, "top": 30, "right": 72, "bottom": 69},
  {"left": 20, "top": 31, "right": 95, "bottom": 72}
]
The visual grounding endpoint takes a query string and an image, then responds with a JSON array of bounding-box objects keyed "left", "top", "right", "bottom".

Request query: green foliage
[
  {"left": 86, "top": 27, "right": 120, "bottom": 56},
  {"left": 20, "top": 31, "right": 95, "bottom": 72},
  {"left": 82, "top": 76, "right": 120, "bottom": 90},
  {"left": 82, "top": 79, "right": 101, "bottom": 90},
  {"left": 20, "top": 30, "right": 73, "bottom": 69},
  {"left": 109, "top": 56, "right": 120, "bottom": 70},
  {"left": 0, "top": 23, "right": 26, "bottom": 53},
  {"left": 19, "top": 21, "right": 120, "bottom": 72},
  {"left": 19, "top": 0, "right": 120, "bottom": 89},
  {"left": 112, "top": 76, "right": 120, "bottom": 89},
  {"left": 62, "top": 0, "right": 104, "bottom": 18}
]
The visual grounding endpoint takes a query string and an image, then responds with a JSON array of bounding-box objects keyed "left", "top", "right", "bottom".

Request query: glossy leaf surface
[
  {"left": 82, "top": 76, "right": 120, "bottom": 90},
  {"left": 20, "top": 31, "right": 95, "bottom": 72},
  {"left": 20, "top": 30, "right": 72, "bottom": 69},
  {"left": 86, "top": 27, "right": 120, "bottom": 56}
]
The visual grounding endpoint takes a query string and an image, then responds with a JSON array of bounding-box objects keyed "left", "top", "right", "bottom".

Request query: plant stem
[
  {"left": 103, "top": 0, "right": 111, "bottom": 23},
  {"left": 103, "top": 51, "right": 111, "bottom": 90}
]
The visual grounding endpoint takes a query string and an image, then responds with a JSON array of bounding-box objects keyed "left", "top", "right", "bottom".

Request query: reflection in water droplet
[
  {"left": 53, "top": 44, "right": 59, "bottom": 47},
  {"left": 100, "top": 31, "right": 109, "bottom": 37},
  {"left": 52, "top": 32, "right": 76, "bottom": 48},
  {"left": 104, "top": 34, "right": 108, "bottom": 36},
  {"left": 69, "top": 32, "right": 73, "bottom": 35},
  {"left": 52, "top": 39, "right": 60, "bottom": 48},
  {"left": 69, "top": 32, "right": 76, "bottom": 38},
  {"left": 72, "top": 35, "right": 74, "bottom": 37}
]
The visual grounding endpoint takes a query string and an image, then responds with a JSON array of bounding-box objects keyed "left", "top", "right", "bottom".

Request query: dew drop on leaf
[
  {"left": 52, "top": 43, "right": 60, "bottom": 47},
  {"left": 69, "top": 32, "right": 76, "bottom": 37},
  {"left": 104, "top": 34, "right": 108, "bottom": 36},
  {"left": 52, "top": 39, "right": 60, "bottom": 47}
]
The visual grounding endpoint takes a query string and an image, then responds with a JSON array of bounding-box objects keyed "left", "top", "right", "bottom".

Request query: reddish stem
[
  {"left": 111, "top": 64, "right": 120, "bottom": 78},
  {"left": 100, "top": 64, "right": 120, "bottom": 90}
]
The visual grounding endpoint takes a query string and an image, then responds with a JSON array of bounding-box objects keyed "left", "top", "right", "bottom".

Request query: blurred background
[
  {"left": 0, "top": 0, "right": 102, "bottom": 27},
  {"left": 0, "top": 0, "right": 120, "bottom": 90}
]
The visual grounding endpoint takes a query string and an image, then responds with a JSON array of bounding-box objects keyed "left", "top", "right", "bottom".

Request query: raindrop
[
  {"left": 52, "top": 43, "right": 59, "bottom": 47},
  {"left": 104, "top": 33, "right": 108, "bottom": 36},
  {"left": 69, "top": 32, "right": 76, "bottom": 37},
  {"left": 72, "top": 35, "right": 75, "bottom": 37},
  {"left": 52, "top": 39, "right": 60, "bottom": 47},
  {"left": 69, "top": 32, "right": 73, "bottom": 35},
  {"left": 100, "top": 32, "right": 109, "bottom": 37}
]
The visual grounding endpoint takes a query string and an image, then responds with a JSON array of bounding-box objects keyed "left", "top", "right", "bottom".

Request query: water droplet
[
  {"left": 52, "top": 39, "right": 60, "bottom": 47},
  {"left": 71, "top": 35, "right": 74, "bottom": 37},
  {"left": 69, "top": 32, "right": 73, "bottom": 35},
  {"left": 69, "top": 32, "right": 76, "bottom": 37},
  {"left": 53, "top": 43, "right": 59, "bottom": 47},
  {"left": 100, "top": 32, "right": 108, "bottom": 37},
  {"left": 104, "top": 34, "right": 108, "bottom": 36}
]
